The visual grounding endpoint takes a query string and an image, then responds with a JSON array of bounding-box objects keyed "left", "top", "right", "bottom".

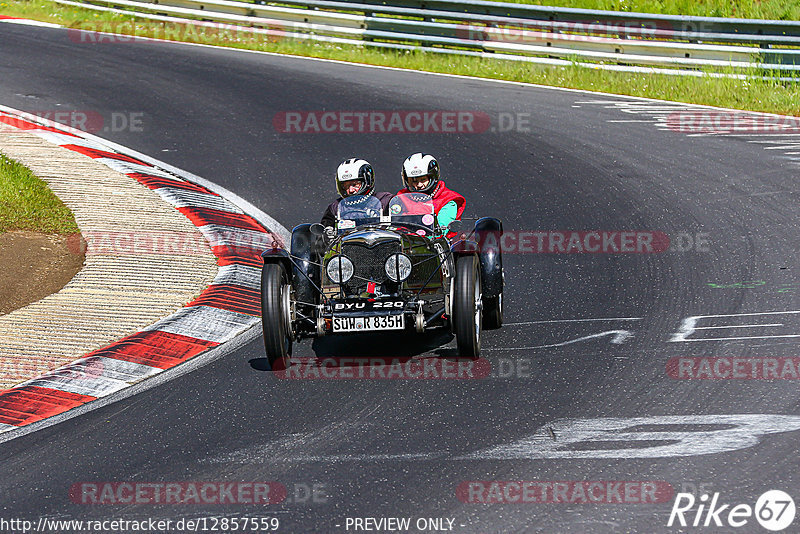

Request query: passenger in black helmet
[{"left": 321, "top": 158, "right": 393, "bottom": 235}]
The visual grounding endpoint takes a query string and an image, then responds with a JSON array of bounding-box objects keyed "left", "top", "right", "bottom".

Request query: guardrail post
[{"left": 363, "top": 9, "right": 373, "bottom": 42}]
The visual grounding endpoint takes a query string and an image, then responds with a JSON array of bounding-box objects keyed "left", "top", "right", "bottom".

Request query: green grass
[
  {"left": 2, "top": 0, "right": 798, "bottom": 23},
  {"left": 502, "top": 0, "right": 800, "bottom": 20},
  {"left": 0, "top": 0, "right": 798, "bottom": 117},
  {"left": 0, "top": 153, "right": 80, "bottom": 234}
]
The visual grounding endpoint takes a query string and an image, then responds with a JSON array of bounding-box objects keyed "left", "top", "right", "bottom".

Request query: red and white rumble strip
[{"left": 0, "top": 108, "right": 281, "bottom": 435}]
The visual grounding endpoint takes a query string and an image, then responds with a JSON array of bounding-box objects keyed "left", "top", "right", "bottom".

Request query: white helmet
[
  {"left": 401, "top": 153, "right": 439, "bottom": 195},
  {"left": 336, "top": 158, "right": 375, "bottom": 198}
]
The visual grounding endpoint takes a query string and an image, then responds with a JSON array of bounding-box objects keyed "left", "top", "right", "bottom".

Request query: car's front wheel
[
  {"left": 261, "top": 263, "right": 292, "bottom": 371},
  {"left": 453, "top": 255, "right": 482, "bottom": 359}
]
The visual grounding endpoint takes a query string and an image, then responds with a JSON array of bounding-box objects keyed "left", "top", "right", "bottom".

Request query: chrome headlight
[
  {"left": 326, "top": 255, "right": 354, "bottom": 284},
  {"left": 384, "top": 253, "right": 412, "bottom": 282}
]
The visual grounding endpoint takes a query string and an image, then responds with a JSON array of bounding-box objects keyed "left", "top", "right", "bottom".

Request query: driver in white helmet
[
  {"left": 321, "top": 158, "right": 393, "bottom": 237},
  {"left": 399, "top": 153, "right": 465, "bottom": 233}
]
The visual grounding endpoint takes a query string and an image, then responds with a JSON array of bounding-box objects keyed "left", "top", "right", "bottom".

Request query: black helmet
[
  {"left": 401, "top": 153, "right": 439, "bottom": 195},
  {"left": 336, "top": 158, "right": 375, "bottom": 198}
]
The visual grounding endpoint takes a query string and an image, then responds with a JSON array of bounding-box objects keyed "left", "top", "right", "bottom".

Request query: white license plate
[{"left": 332, "top": 315, "right": 404, "bottom": 332}]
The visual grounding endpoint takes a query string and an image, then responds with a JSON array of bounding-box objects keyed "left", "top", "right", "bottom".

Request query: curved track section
[
  {"left": 0, "top": 108, "right": 281, "bottom": 440},
  {"left": 1, "top": 22, "right": 799, "bottom": 533}
]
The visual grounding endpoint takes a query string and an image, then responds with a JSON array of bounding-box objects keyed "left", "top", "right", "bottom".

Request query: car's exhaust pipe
[{"left": 424, "top": 307, "right": 446, "bottom": 328}]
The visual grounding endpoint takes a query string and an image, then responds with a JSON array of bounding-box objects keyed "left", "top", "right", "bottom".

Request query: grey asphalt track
[{"left": 1, "top": 23, "right": 800, "bottom": 533}]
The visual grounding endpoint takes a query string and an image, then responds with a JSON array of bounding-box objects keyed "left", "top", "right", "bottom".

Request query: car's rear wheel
[
  {"left": 261, "top": 263, "right": 292, "bottom": 371},
  {"left": 453, "top": 255, "right": 482, "bottom": 359}
]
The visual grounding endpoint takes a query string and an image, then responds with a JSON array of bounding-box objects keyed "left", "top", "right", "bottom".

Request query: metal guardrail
[
  {"left": 60, "top": 0, "right": 800, "bottom": 75},
  {"left": 288, "top": 0, "right": 800, "bottom": 44},
  {"left": 378, "top": 0, "right": 800, "bottom": 37}
]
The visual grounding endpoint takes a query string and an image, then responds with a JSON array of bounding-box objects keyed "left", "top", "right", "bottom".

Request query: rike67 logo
[{"left": 668, "top": 490, "right": 795, "bottom": 531}]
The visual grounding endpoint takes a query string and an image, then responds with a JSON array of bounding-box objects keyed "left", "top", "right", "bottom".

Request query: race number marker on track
[{"left": 463, "top": 415, "right": 800, "bottom": 459}]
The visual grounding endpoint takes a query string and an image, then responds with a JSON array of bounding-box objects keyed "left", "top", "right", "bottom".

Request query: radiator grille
[
  {"left": 407, "top": 253, "right": 441, "bottom": 287},
  {"left": 341, "top": 241, "right": 401, "bottom": 293}
]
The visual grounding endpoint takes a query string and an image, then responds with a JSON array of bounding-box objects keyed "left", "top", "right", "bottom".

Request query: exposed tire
[
  {"left": 483, "top": 293, "right": 503, "bottom": 330},
  {"left": 453, "top": 255, "right": 482, "bottom": 359},
  {"left": 261, "top": 263, "right": 292, "bottom": 371}
]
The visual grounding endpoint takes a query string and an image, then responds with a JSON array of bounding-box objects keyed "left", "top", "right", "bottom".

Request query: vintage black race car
[{"left": 260, "top": 193, "right": 503, "bottom": 370}]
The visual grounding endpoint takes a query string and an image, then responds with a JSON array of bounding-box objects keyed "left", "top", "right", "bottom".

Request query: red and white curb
[{"left": 0, "top": 107, "right": 286, "bottom": 439}]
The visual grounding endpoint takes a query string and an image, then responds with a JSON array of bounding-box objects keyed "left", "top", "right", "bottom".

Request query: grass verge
[
  {"left": 4, "top": 0, "right": 800, "bottom": 19},
  {"left": 0, "top": 153, "right": 80, "bottom": 234},
  {"left": 0, "top": 0, "right": 798, "bottom": 116},
  {"left": 495, "top": 0, "right": 800, "bottom": 20}
]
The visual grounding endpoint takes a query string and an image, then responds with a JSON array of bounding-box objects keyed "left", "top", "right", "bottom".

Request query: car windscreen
[
  {"left": 388, "top": 193, "right": 435, "bottom": 233},
  {"left": 337, "top": 194, "right": 383, "bottom": 231}
]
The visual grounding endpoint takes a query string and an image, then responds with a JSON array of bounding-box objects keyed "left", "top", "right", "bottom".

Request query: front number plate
[{"left": 332, "top": 315, "right": 404, "bottom": 332}]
